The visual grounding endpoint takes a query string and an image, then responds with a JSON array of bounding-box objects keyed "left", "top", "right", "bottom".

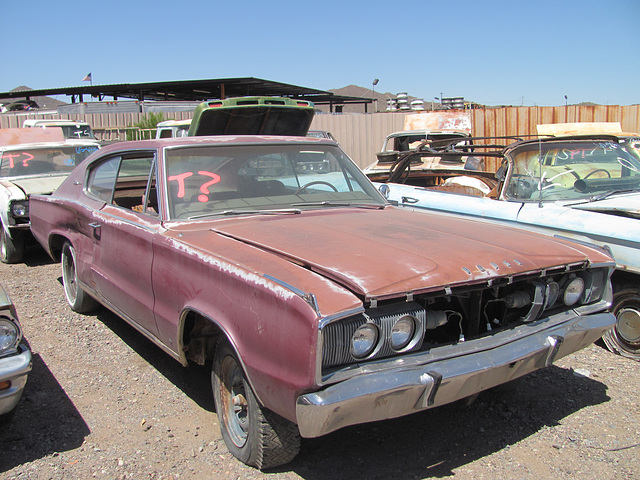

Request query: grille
[{"left": 322, "top": 302, "right": 426, "bottom": 368}]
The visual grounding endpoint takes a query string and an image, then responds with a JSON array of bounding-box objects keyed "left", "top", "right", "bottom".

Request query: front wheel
[
  {"left": 61, "top": 242, "right": 99, "bottom": 313},
  {"left": 0, "top": 226, "right": 24, "bottom": 264},
  {"left": 602, "top": 286, "right": 640, "bottom": 360},
  {"left": 211, "top": 339, "right": 300, "bottom": 469}
]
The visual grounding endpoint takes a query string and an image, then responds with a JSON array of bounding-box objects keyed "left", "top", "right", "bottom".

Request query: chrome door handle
[{"left": 88, "top": 222, "right": 101, "bottom": 240}]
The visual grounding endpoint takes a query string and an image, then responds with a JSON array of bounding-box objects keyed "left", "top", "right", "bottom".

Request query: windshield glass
[
  {"left": 385, "top": 133, "right": 469, "bottom": 152},
  {"left": 0, "top": 144, "right": 99, "bottom": 178},
  {"left": 59, "top": 125, "right": 95, "bottom": 139},
  {"left": 504, "top": 139, "right": 640, "bottom": 201},
  {"left": 164, "top": 143, "right": 385, "bottom": 219}
]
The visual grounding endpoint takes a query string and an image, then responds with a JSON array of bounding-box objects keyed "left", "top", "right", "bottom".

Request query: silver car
[{"left": 0, "top": 283, "right": 31, "bottom": 419}]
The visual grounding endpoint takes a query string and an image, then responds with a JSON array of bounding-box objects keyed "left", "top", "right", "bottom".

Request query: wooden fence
[{"left": 2, "top": 105, "right": 638, "bottom": 169}]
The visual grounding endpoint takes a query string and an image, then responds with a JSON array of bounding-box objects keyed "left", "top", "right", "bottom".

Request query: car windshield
[
  {"left": 386, "top": 133, "right": 469, "bottom": 152},
  {"left": 504, "top": 139, "right": 640, "bottom": 201},
  {"left": 0, "top": 144, "right": 99, "bottom": 178},
  {"left": 163, "top": 143, "right": 385, "bottom": 219},
  {"left": 59, "top": 125, "right": 95, "bottom": 139}
]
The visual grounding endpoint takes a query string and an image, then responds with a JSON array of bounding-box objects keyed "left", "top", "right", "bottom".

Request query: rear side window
[
  {"left": 86, "top": 154, "right": 157, "bottom": 214},
  {"left": 87, "top": 156, "right": 120, "bottom": 202}
]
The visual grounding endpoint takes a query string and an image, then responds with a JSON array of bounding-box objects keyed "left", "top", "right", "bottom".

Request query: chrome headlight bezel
[
  {"left": 0, "top": 317, "right": 21, "bottom": 354},
  {"left": 350, "top": 323, "right": 379, "bottom": 359},
  {"left": 390, "top": 315, "right": 417, "bottom": 351}
]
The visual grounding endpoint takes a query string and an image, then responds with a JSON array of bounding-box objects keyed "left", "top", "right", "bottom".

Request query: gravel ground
[{"left": 1, "top": 248, "right": 639, "bottom": 480}]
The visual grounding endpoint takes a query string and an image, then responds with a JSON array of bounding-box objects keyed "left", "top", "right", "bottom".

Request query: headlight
[
  {"left": 10, "top": 201, "right": 29, "bottom": 218},
  {"left": 0, "top": 318, "right": 20, "bottom": 352},
  {"left": 563, "top": 277, "right": 585, "bottom": 306},
  {"left": 350, "top": 323, "right": 379, "bottom": 359},
  {"left": 390, "top": 315, "right": 416, "bottom": 350}
]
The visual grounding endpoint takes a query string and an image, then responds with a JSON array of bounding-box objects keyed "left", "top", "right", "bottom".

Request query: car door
[{"left": 85, "top": 152, "right": 160, "bottom": 337}]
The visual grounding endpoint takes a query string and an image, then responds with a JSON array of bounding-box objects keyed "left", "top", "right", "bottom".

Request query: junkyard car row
[
  {"left": 373, "top": 128, "right": 640, "bottom": 360},
  {"left": 0, "top": 101, "right": 633, "bottom": 470}
]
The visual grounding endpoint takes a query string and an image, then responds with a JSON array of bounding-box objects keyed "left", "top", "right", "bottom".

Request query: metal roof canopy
[{"left": 0, "top": 77, "right": 373, "bottom": 112}]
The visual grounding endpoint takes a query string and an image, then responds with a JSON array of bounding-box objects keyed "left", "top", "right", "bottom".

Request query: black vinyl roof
[{"left": 0, "top": 77, "right": 372, "bottom": 111}]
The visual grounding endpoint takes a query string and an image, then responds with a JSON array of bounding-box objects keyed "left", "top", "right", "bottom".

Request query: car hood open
[{"left": 202, "top": 208, "right": 603, "bottom": 301}]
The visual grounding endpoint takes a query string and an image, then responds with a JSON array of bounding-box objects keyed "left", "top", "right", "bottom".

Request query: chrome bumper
[
  {"left": 296, "top": 312, "right": 614, "bottom": 438},
  {"left": 0, "top": 345, "right": 32, "bottom": 415}
]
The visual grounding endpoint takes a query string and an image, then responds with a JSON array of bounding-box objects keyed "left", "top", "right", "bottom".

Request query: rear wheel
[
  {"left": 602, "top": 286, "right": 640, "bottom": 360},
  {"left": 211, "top": 339, "right": 300, "bottom": 469},
  {"left": 61, "top": 242, "right": 98, "bottom": 313},
  {"left": 0, "top": 226, "right": 24, "bottom": 264}
]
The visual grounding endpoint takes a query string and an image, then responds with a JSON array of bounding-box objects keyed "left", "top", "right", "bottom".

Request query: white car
[
  {"left": 377, "top": 132, "right": 640, "bottom": 359},
  {"left": 0, "top": 128, "right": 100, "bottom": 263},
  {"left": 22, "top": 119, "right": 96, "bottom": 140},
  {"left": 0, "top": 283, "right": 31, "bottom": 420}
]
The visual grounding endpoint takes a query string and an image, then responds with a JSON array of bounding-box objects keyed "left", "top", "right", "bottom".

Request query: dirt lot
[{"left": 1, "top": 248, "right": 639, "bottom": 480}]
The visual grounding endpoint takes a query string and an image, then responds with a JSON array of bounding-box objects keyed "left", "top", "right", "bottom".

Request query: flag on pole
[{"left": 82, "top": 73, "right": 92, "bottom": 82}]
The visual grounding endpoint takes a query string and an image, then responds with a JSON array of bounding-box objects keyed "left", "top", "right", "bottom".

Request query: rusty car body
[
  {"left": 29, "top": 134, "right": 615, "bottom": 468},
  {"left": 377, "top": 130, "right": 640, "bottom": 359},
  {"left": 0, "top": 128, "right": 100, "bottom": 263},
  {"left": 0, "top": 282, "right": 31, "bottom": 420}
]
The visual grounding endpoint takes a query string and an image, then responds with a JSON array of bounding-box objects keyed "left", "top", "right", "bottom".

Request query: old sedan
[
  {"left": 0, "top": 283, "right": 31, "bottom": 421},
  {"left": 30, "top": 135, "right": 615, "bottom": 469}
]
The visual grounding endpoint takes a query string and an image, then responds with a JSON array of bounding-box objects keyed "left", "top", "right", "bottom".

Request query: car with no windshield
[
  {"left": 377, "top": 128, "right": 640, "bottom": 359},
  {"left": 29, "top": 134, "right": 615, "bottom": 469}
]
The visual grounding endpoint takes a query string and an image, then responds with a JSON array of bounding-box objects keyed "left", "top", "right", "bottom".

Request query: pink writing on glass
[
  {"left": 167, "top": 171, "right": 221, "bottom": 202},
  {"left": 197, "top": 171, "right": 221, "bottom": 202},
  {"left": 1, "top": 152, "right": 34, "bottom": 168}
]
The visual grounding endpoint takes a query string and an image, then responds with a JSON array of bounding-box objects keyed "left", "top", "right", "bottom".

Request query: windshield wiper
[
  {"left": 292, "top": 201, "right": 386, "bottom": 209},
  {"left": 188, "top": 208, "right": 302, "bottom": 219},
  {"left": 565, "top": 189, "right": 638, "bottom": 205}
]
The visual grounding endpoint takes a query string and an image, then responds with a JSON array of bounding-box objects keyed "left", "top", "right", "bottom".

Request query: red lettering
[
  {"left": 197, "top": 171, "right": 221, "bottom": 202},
  {"left": 167, "top": 172, "right": 193, "bottom": 198},
  {"left": 21, "top": 152, "right": 34, "bottom": 166}
]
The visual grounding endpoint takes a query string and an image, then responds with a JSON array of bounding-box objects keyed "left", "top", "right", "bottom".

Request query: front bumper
[
  {"left": 0, "top": 344, "right": 32, "bottom": 415},
  {"left": 296, "top": 311, "right": 614, "bottom": 438}
]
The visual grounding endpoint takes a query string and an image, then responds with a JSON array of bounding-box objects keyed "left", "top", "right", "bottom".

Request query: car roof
[
  {"left": 93, "top": 134, "right": 335, "bottom": 154},
  {"left": 0, "top": 139, "right": 100, "bottom": 150}
]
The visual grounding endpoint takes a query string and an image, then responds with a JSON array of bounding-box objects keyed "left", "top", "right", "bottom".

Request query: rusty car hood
[{"left": 182, "top": 207, "right": 603, "bottom": 301}]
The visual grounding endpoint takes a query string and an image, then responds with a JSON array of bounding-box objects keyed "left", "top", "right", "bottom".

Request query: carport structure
[{"left": 0, "top": 77, "right": 372, "bottom": 113}]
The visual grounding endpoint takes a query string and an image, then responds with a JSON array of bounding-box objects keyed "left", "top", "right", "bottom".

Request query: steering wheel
[
  {"left": 295, "top": 181, "right": 339, "bottom": 194},
  {"left": 583, "top": 168, "right": 611, "bottom": 179}
]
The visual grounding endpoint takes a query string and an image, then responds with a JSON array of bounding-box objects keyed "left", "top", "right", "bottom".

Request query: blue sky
[{"left": 2, "top": 0, "right": 638, "bottom": 106}]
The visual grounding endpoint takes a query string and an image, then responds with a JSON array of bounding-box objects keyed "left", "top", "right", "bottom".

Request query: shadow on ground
[
  {"left": 0, "top": 350, "right": 90, "bottom": 473},
  {"left": 50, "top": 289, "right": 611, "bottom": 479},
  {"left": 285, "top": 366, "right": 609, "bottom": 479}
]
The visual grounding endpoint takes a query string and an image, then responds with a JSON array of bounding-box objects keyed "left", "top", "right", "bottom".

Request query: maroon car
[{"left": 29, "top": 135, "right": 615, "bottom": 469}]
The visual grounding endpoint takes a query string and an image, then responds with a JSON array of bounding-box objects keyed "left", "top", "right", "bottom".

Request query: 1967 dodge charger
[{"left": 29, "top": 135, "right": 615, "bottom": 469}]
